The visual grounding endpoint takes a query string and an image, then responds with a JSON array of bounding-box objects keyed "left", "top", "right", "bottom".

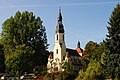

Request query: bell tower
[{"left": 53, "top": 8, "right": 66, "bottom": 63}]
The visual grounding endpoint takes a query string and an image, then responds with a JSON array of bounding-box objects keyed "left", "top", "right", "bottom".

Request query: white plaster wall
[{"left": 53, "top": 33, "right": 66, "bottom": 63}]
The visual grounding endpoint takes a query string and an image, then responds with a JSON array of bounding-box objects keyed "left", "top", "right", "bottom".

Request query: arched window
[
  {"left": 56, "top": 49, "right": 58, "bottom": 54},
  {"left": 57, "top": 35, "right": 58, "bottom": 40}
]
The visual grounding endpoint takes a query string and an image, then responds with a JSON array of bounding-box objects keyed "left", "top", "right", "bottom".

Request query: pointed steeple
[
  {"left": 77, "top": 41, "right": 80, "bottom": 48},
  {"left": 54, "top": 7, "right": 66, "bottom": 63},
  {"left": 58, "top": 7, "right": 62, "bottom": 21},
  {"left": 56, "top": 7, "right": 64, "bottom": 33}
]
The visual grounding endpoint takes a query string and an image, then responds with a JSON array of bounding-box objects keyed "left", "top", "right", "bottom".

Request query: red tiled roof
[{"left": 75, "top": 47, "right": 83, "bottom": 53}]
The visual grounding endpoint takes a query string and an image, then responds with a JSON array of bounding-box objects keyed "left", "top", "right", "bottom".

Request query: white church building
[{"left": 47, "top": 8, "right": 83, "bottom": 73}]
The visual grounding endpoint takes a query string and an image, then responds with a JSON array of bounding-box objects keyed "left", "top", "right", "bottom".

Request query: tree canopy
[
  {"left": 76, "top": 60, "right": 102, "bottom": 80},
  {"left": 102, "top": 4, "right": 120, "bottom": 79},
  {"left": 0, "top": 44, "right": 5, "bottom": 73},
  {"left": 81, "top": 41, "right": 104, "bottom": 71},
  {"left": 76, "top": 41, "right": 104, "bottom": 80},
  {"left": 0, "top": 11, "right": 49, "bottom": 75}
]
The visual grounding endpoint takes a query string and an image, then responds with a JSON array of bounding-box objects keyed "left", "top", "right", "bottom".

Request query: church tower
[{"left": 53, "top": 8, "right": 66, "bottom": 63}]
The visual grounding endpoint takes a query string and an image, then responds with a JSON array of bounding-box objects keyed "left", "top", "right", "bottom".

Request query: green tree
[
  {"left": 62, "top": 61, "right": 77, "bottom": 80},
  {"left": 85, "top": 41, "right": 98, "bottom": 52},
  {"left": 1, "top": 11, "right": 49, "bottom": 75},
  {"left": 102, "top": 4, "right": 120, "bottom": 79},
  {"left": 81, "top": 41, "right": 104, "bottom": 71},
  {"left": 62, "top": 61, "right": 73, "bottom": 73},
  {"left": 0, "top": 44, "right": 5, "bottom": 73},
  {"left": 81, "top": 41, "right": 97, "bottom": 71},
  {"left": 76, "top": 60, "right": 102, "bottom": 80},
  {"left": 90, "top": 42, "right": 104, "bottom": 61},
  {"left": 77, "top": 41, "right": 104, "bottom": 80}
]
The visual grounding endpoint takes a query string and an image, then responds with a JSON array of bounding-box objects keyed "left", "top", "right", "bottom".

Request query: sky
[{"left": 0, "top": 0, "right": 120, "bottom": 51}]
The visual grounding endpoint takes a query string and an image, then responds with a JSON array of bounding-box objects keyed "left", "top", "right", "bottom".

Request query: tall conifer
[{"left": 102, "top": 4, "right": 120, "bottom": 79}]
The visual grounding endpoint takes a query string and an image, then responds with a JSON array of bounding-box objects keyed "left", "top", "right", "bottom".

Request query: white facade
[
  {"left": 47, "top": 8, "right": 83, "bottom": 73},
  {"left": 53, "top": 33, "right": 66, "bottom": 63}
]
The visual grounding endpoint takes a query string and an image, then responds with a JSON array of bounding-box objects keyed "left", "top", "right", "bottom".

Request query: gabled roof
[{"left": 66, "top": 48, "right": 80, "bottom": 57}]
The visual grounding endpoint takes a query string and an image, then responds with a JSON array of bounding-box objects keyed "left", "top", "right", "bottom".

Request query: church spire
[
  {"left": 54, "top": 7, "right": 66, "bottom": 63},
  {"left": 58, "top": 7, "right": 62, "bottom": 21},
  {"left": 56, "top": 7, "right": 64, "bottom": 33}
]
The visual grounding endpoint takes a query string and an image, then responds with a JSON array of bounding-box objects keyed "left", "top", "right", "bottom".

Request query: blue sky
[{"left": 0, "top": 0, "right": 119, "bottom": 51}]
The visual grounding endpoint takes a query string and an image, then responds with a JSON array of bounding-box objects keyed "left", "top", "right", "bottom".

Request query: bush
[
  {"left": 43, "top": 71, "right": 77, "bottom": 80},
  {"left": 0, "top": 73, "right": 4, "bottom": 77}
]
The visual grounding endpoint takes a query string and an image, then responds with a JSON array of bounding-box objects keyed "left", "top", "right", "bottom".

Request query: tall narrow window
[
  {"left": 63, "top": 35, "right": 64, "bottom": 41},
  {"left": 57, "top": 35, "right": 58, "bottom": 40},
  {"left": 56, "top": 49, "right": 58, "bottom": 54}
]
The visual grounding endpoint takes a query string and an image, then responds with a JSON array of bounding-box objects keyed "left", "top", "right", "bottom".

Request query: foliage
[
  {"left": 85, "top": 41, "right": 98, "bottom": 52},
  {"left": 76, "top": 69, "right": 85, "bottom": 80},
  {"left": 0, "top": 44, "right": 5, "bottom": 73},
  {"left": 0, "top": 11, "right": 49, "bottom": 75},
  {"left": 90, "top": 42, "right": 104, "bottom": 61},
  {"left": 81, "top": 51, "right": 90, "bottom": 71},
  {"left": 33, "top": 65, "right": 47, "bottom": 76},
  {"left": 5, "top": 44, "right": 35, "bottom": 76},
  {"left": 76, "top": 41, "right": 104, "bottom": 80},
  {"left": 81, "top": 41, "right": 97, "bottom": 71},
  {"left": 81, "top": 41, "right": 104, "bottom": 71},
  {"left": 43, "top": 71, "right": 76, "bottom": 80},
  {"left": 102, "top": 4, "right": 120, "bottom": 79},
  {"left": 62, "top": 61, "right": 73, "bottom": 73},
  {"left": 76, "top": 60, "right": 102, "bottom": 80},
  {"left": 62, "top": 61, "right": 78, "bottom": 79}
]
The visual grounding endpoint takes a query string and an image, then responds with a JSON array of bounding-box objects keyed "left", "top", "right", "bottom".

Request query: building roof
[
  {"left": 66, "top": 48, "right": 81, "bottom": 57},
  {"left": 75, "top": 47, "right": 83, "bottom": 53},
  {"left": 56, "top": 8, "right": 64, "bottom": 33}
]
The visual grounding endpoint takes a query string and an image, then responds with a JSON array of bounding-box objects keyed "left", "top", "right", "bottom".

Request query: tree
[
  {"left": 102, "top": 4, "right": 120, "bottom": 79},
  {"left": 85, "top": 41, "right": 98, "bottom": 52},
  {"left": 81, "top": 41, "right": 97, "bottom": 71},
  {"left": 76, "top": 60, "right": 102, "bottom": 80},
  {"left": 0, "top": 44, "right": 5, "bottom": 73},
  {"left": 90, "top": 42, "right": 104, "bottom": 61},
  {"left": 1, "top": 11, "right": 49, "bottom": 75},
  {"left": 77, "top": 41, "right": 104, "bottom": 79},
  {"left": 5, "top": 44, "right": 35, "bottom": 76},
  {"left": 81, "top": 41, "right": 104, "bottom": 71},
  {"left": 62, "top": 61, "right": 73, "bottom": 73}
]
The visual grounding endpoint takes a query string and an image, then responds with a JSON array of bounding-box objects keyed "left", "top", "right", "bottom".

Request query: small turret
[{"left": 77, "top": 41, "right": 80, "bottom": 48}]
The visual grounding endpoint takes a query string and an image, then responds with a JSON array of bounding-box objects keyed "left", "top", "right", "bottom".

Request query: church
[{"left": 47, "top": 8, "right": 83, "bottom": 73}]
